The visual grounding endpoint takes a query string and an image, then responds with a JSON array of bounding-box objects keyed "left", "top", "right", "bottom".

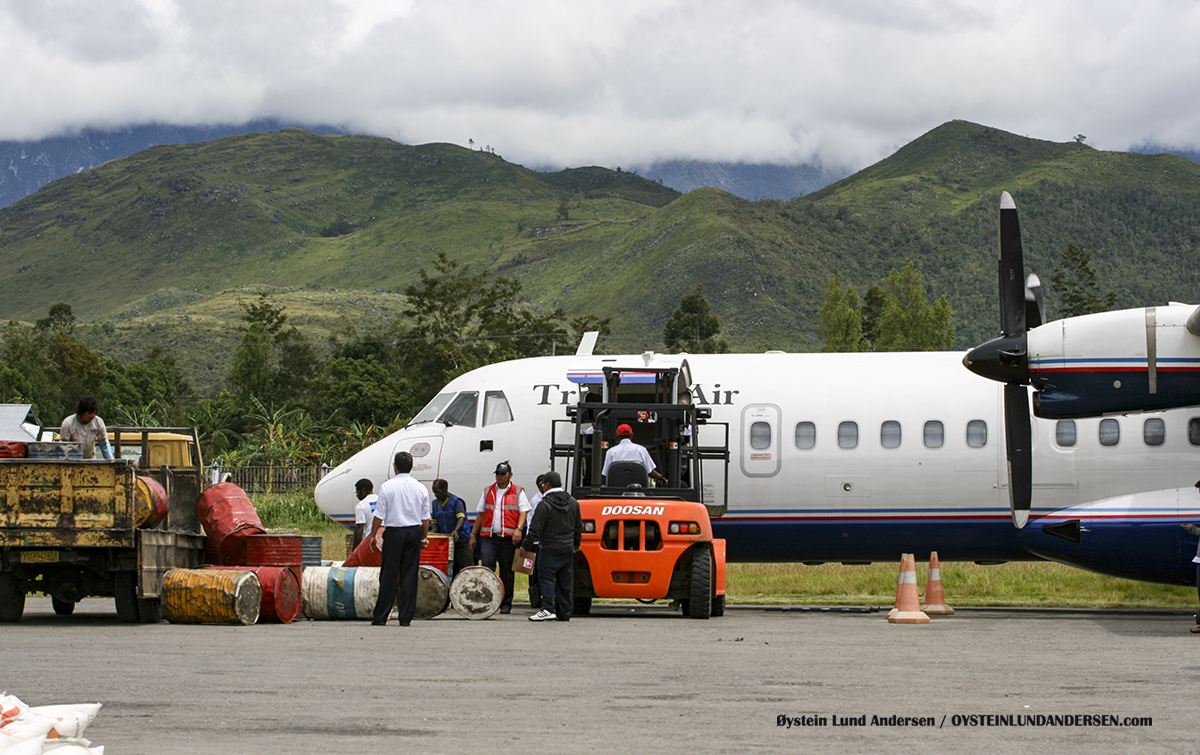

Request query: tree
[
  {"left": 819, "top": 263, "right": 955, "bottom": 352},
  {"left": 818, "top": 275, "right": 863, "bottom": 352},
  {"left": 873, "top": 262, "right": 955, "bottom": 351},
  {"left": 663, "top": 285, "right": 729, "bottom": 354},
  {"left": 395, "top": 253, "right": 567, "bottom": 401},
  {"left": 1049, "top": 243, "right": 1117, "bottom": 318},
  {"left": 228, "top": 294, "right": 322, "bottom": 410}
]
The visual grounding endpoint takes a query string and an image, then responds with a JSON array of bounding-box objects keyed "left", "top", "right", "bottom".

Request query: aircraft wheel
[{"left": 52, "top": 597, "right": 76, "bottom": 616}]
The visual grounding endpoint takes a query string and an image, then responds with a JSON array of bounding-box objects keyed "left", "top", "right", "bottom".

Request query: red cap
[{"left": 617, "top": 423, "right": 633, "bottom": 436}]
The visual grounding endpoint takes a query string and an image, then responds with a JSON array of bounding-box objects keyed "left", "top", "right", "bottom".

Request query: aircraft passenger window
[
  {"left": 1056, "top": 420, "right": 1077, "bottom": 447},
  {"left": 880, "top": 421, "right": 901, "bottom": 449},
  {"left": 440, "top": 391, "right": 478, "bottom": 427},
  {"left": 1143, "top": 418, "right": 1165, "bottom": 447},
  {"left": 411, "top": 392, "right": 455, "bottom": 424},
  {"left": 966, "top": 420, "right": 987, "bottom": 448},
  {"left": 923, "top": 421, "right": 944, "bottom": 449},
  {"left": 483, "top": 391, "right": 513, "bottom": 426},
  {"left": 795, "top": 421, "right": 816, "bottom": 450},
  {"left": 837, "top": 421, "right": 858, "bottom": 450},
  {"left": 1190, "top": 418, "right": 1200, "bottom": 446},
  {"left": 1098, "top": 418, "right": 1120, "bottom": 447},
  {"left": 750, "top": 421, "right": 771, "bottom": 450}
]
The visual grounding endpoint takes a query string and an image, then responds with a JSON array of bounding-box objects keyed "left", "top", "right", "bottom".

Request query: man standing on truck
[
  {"left": 370, "top": 452, "right": 430, "bottom": 627},
  {"left": 469, "top": 461, "right": 530, "bottom": 615},
  {"left": 58, "top": 397, "right": 113, "bottom": 460},
  {"left": 525, "top": 470, "right": 582, "bottom": 622}
]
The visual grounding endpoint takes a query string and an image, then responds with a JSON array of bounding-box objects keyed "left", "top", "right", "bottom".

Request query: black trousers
[
  {"left": 480, "top": 535, "right": 516, "bottom": 610},
  {"left": 373, "top": 525, "right": 421, "bottom": 624},
  {"left": 537, "top": 549, "right": 574, "bottom": 619}
]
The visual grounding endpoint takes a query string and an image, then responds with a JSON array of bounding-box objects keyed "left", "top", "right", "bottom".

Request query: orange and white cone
[
  {"left": 888, "top": 553, "right": 930, "bottom": 624},
  {"left": 921, "top": 551, "right": 955, "bottom": 615}
]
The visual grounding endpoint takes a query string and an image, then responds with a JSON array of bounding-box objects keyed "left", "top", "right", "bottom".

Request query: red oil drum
[
  {"left": 0, "top": 441, "right": 26, "bottom": 458},
  {"left": 196, "top": 483, "right": 266, "bottom": 565},
  {"left": 238, "top": 533, "right": 303, "bottom": 567},
  {"left": 210, "top": 565, "right": 301, "bottom": 623},
  {"left": 343, "top": 529, "right": 382, "bottom": 568},
  {"left": 418, "top": 534, "right": 453, "bottom": 575},
  {"left": 134, "top": 476, "right": 170, "bottom": 529}
]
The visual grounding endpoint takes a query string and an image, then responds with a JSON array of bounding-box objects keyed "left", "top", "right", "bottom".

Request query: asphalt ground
[{"left": 7, "top": 598, "right": 1199, "bottom": 754}]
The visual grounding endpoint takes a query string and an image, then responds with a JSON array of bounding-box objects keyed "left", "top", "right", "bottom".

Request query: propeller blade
[
  {"left": 1025, "top": 273, "right": 1045, "bottom": 330},
  {"left": 999, "top": 191, "right": 1026, "bottom": 339},
  {"left": 1004, "top": 382, "right": 1032, "bottom": 529}
]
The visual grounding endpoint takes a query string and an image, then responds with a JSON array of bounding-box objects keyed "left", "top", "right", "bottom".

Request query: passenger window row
[
  {"left": 786, "top": 416, "right": 1190, "bottom": 450},
  {"left": 792, "top": 420, "right": 984, "bottom": 451}
]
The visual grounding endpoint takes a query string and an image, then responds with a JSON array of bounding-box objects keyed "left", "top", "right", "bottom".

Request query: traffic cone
[
  {"left": 921, "top": 551, "right": 955, "bottom": 615},
  {"left": 888, "top": 553, "right": 930, "bottom": 624}
]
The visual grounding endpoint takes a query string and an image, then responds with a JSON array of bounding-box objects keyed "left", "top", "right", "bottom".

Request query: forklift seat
[{"left": 606, "top": 461, "right": 650, "bottom": 489}]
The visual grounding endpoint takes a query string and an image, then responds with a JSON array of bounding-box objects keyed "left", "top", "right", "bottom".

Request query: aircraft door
[
  {"left": 740, "top": 404, "right": 781, "bottom": 478},
  {"left": 393, "top": 436, "right": 444, "bottom": 485}
]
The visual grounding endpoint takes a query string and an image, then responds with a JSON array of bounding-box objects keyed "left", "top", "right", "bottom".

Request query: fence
[{"left": 209, "top": 465, "right": 329, "bottom": 494}]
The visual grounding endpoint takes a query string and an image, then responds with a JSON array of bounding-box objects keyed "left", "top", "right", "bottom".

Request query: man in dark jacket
[{"left": 525, "top": 470, "right": 582, "bottom": 622}]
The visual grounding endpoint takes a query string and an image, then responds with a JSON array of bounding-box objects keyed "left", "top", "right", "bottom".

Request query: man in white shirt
[
  {"left": 352, "top": 479, "right": 378, "bottom": 548},
  {"left": 602, "top": 424, "right": 665, "bottom": 484},
  {"left": 468, "top": 461, "right": 530, "bottom": 614},
  {"left": 59, "top": 397, "right": 113, "bottom": 460},
  {"left": 370, "top": 451, "right": 431, "bottom": 626}
]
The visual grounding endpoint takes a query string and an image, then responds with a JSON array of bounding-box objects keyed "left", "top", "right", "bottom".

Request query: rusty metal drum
[
  {"left": 414, "top": 565, "right": 450, "bottom": 619},
  {"left": 449, "top": 565, "right": 504, "bottom": 620},
  {"left": 210, "top": 565, "right": 301, "bottom": 623},
  {"left": 161, "top": 568, "right": 261, "bottom": 625}
]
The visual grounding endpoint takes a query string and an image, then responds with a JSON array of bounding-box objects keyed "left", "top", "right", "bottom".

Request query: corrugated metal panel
[{"left": 0, "top": 404, "right": 39, "bottom": 442}]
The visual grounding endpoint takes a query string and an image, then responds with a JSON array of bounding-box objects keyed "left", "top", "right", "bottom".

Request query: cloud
[{"left": 2, "top": 0, "right": 1198, "bottom": 171}]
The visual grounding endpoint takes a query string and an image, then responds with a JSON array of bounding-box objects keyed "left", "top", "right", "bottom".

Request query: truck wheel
[
  {"left": 711, "top": 594, "right": 725, "bottom": 617},
  {"left": 51, "top": 598, "right": 76, "bottom": 616},
  {"left": 687, "top": 548, "right": 712, "bottom": 619},
  {"left": 573, "top": 596, "right": 592, "bottom": 615},
  {"left": 114, "top": 573, "right": 140, "bottom": 623},
  {"left": 0, "top": 574, "right": 24, "bottom": 622},
  {"left": 138, "top": 598, "right": 163, "bottom": 623}
]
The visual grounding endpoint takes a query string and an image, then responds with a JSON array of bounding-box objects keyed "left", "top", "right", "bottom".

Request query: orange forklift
[{"left": 548, "top": 360, "right": 729, "bottom": 618}]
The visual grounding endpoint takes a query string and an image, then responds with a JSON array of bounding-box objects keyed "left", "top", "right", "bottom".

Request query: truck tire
[
  {"left": 51, "top": 598, "right": 76, "bottom": 616},
  {"left": 573, "top": 596, "right": 592, "bottom": 615},
  {"left": 139, "top": 598, "right": 163, "bottom": 623},
  {"left": 0, "top": 573, "right": 24, "bottom": 622},
  {"left": 114, "top": 573, "right": 141, "bottom": 623},
  {"left": 687, "top": 548, "right": 712, "bottom": 619},
  {"left": 711, "top": 594, "right": 725, "bottom": 617}
]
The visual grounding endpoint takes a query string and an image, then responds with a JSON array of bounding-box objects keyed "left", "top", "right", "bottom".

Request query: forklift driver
[{"left": 602, "top": 424, "right": 666, "bottom": 485}]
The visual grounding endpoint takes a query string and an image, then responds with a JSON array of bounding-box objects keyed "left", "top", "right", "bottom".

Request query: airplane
[{"left": 315, "top": 195, "right": 1200, "bottom": 588}]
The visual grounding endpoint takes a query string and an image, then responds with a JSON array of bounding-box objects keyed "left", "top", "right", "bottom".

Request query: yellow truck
[{"left": 0, "top": 427, "right": 207, "bottom": 622}]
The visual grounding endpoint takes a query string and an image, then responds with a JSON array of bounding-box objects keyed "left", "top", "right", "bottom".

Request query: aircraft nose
[{"left": 963, "top": 334, "right": 1029, "bottom": 384}]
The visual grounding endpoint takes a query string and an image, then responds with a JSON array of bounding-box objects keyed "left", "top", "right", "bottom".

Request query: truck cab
[{"left": 550, "top": 359, "right": 730, "bottom": 618}]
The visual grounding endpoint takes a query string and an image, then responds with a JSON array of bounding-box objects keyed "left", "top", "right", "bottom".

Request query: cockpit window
[
  {"left": 441, "top": 391, "right": 479, "bottom": 427},
  {"left": 410, "top": 392, "right": 455, "bottom": 425},
  {"left": 483, "top": 391, "right": 513, "bottom": 426}
]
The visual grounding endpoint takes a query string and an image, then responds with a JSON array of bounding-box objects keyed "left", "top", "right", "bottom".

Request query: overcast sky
[{"left": 3, "top": 0, "right": 1197, "bottom": 172}]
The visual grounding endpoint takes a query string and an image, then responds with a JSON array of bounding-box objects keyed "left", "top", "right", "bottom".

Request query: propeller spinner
[{"left": 963, "top": 191, "right": 1033, "bottom": 528}]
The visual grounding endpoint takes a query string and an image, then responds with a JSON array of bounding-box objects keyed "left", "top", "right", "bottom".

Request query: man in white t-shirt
[
  {"left": 353, "top": 479, "right": 378, "bottom": 548},
  {"left": 601, "top": 424, "right": 665, "bottom": 484},
  {"left": 58, "top": 397, "right": 112, "bottom": 460}
]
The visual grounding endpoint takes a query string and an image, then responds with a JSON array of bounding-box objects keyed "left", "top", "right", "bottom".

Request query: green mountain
[{"left": 2, "top": 120, "right": 1200, "bottom": 396}]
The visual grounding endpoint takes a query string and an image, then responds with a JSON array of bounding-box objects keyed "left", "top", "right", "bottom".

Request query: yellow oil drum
[
  {"left": 132, "top": 476, "right": 169, "bottom": 529},
  {"left": 161, "top": 568, "right": 261, "bottom": 625}
]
